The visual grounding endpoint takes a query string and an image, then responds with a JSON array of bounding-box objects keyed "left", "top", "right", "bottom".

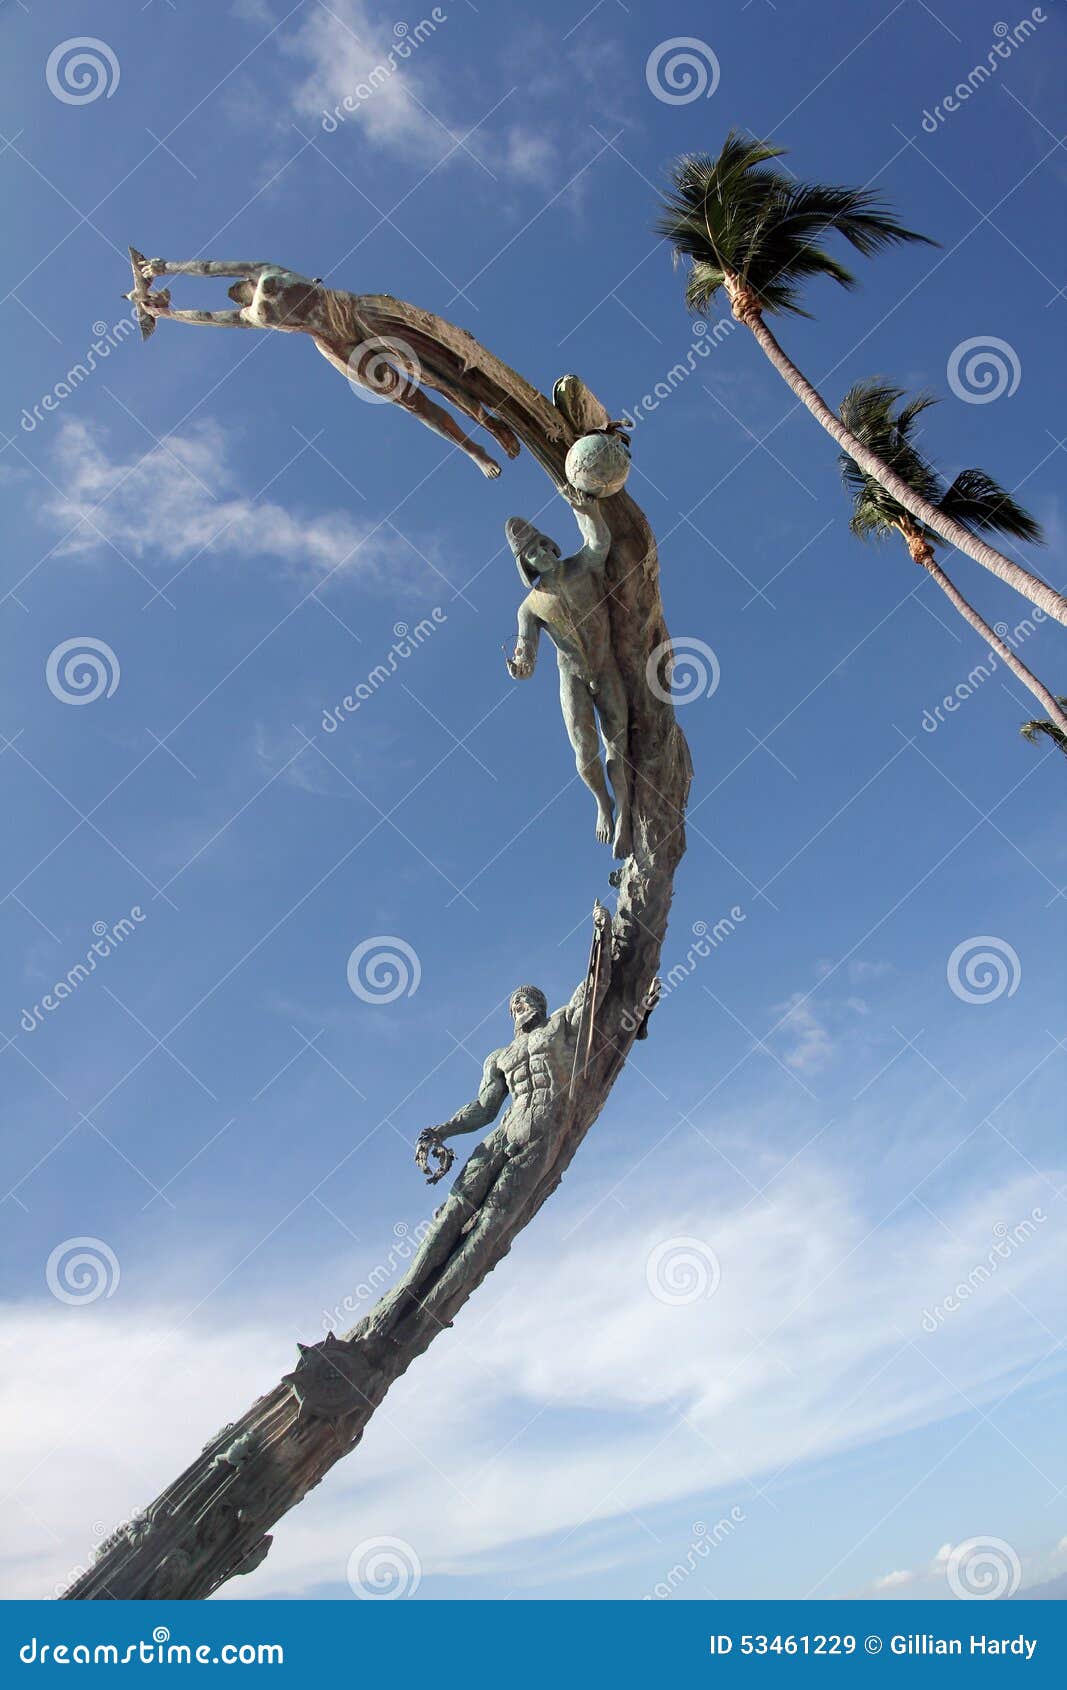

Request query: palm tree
[
  {"left": 655, "top": 134, "right": 1067, "bottom": 628},
  {"left": 837, "top": 379, "right": 1067, "bottom": 740},
  {"left": 1020, "top": 698, "right": 1067, "bottom": 758}
]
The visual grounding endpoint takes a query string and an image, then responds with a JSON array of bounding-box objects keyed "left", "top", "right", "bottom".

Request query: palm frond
[
  {"left": 655, "top": 133, "right": 935, "bottom": 319},
  {"left": 894, "top": 392, "right": 940, "bottom": 434},
  {"left": 768, "top": 181, "right": 934, "bottom": 260},
  {"left": 940, "top": 469, "right": 1044, "bottom": 545},
  {"left": 683, "top": 260, "right": 727, "bottom": 315},
  {"left": 1020, "top": 699, "right": 1067, "bottom": 755},
  {"left": 836, "top": 380, "right": 1045, "bottom": 559},
  {"left": 837, "top": 379, "right": 942, "bottom": 540}
]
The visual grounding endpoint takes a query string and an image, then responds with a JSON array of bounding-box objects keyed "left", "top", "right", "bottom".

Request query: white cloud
[
  {"left": 499, "top": 125, "right": 558, "bottom": 188},
  {"left": 3, "top": 1158, "right": 1064, "bottom": 1600},
  {"left": 866, "top": 1548, "right": 951, "bottom": 1598},
  {"left": 774, "top": 993, "right": 836, "bottom": 1073},
  {"left": 283, "top": 1, "right": 458, "bottom": 165},
  {"left": 231, "top": 0, "right": 275, "bottom": 24},
  {"left": 849, "top": 960, "right": 895, "bottom": 984},
  {"left": 41, "top": 418, "right": 408, "bottom": 583},
  {"left": 278, "top": 3, "right": 574, "bottom": 191},
  {"left": 252, "top": 722, "right": 359, "bottom": 798},
  {"left": 873, "top": 1568, "right": 917, "bottom": 1589},
  {"left": 864, "top": 1537, "right": 1033, "bottom": 1600}
]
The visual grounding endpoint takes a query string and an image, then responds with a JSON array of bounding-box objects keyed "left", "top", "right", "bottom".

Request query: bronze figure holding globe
[
  {"left": 128, "top": 251, "right": 637, "bottom": 858},
  {"left": 505, "top": 483, "right": 633, "bottom": 858}
]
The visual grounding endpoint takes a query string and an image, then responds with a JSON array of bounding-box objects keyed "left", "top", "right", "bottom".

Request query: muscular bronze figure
[
  {"left": 378, "top": 902, "right": 613, "bottom": 1333},
  {"left": 506, "top": 501, "right": 632, "bottom": 857}
]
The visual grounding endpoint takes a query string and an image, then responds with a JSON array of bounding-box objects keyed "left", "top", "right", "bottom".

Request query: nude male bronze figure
[
  {"left": 506, "top": 500, "right": 632, "bottom": 857},
  {"left": 377, "top": 901, "right": 613, "bottom": 1333}
]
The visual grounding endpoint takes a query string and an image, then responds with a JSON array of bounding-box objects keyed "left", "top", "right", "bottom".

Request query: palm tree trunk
[
  {"left": 898, "top": 524, "right": 1067, "bottom": 741},
  {"left": 727, "top": 288, "right": 1067, "bottom": 629}
]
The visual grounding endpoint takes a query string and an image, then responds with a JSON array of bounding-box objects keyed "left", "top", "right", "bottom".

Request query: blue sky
[{"left": 1, "top": 0, "right": 1065, "bottom": 1603}]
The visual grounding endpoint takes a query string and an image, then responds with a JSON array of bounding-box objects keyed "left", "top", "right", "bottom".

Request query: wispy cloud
[
  {"left": 41, "top": 418, "right": 408, "bottom": 583},
  {"left": 252, "top": 722, "right": 357, "bottom": 797},
  {"left": 283, "top": 0, "right": 461, "bottom": 165},
  {"left": 872, "top": 1566, "right": 920, "bottom": 1589},
  {"left": 275, "top": 2, "right": 570, "bottom": 191},
  {"left": 4, "top": 1158, "right": 1063, "bottom": 1599},
  {"left": 774, "top": 993, "right": 837, "bottom": 1073},
  {"left": 865, "top": 1541, "right": 982, "bottom": 1599},
  {"left": 498, "top": 126, "right": 559, "bottom": 188}
]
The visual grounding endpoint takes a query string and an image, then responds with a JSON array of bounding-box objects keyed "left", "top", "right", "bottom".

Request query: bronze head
[
  {"left": 505, "top": 517, "right": 561, "bottom": 589},
  {"left": 229, "top": 267, "right": 325, "bottom": 331},
  {"left": 509, "top": 985, "right": 548, "bottom": 1032}
]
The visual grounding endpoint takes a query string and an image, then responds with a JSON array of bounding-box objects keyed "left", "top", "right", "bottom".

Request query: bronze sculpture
[
  {"left": 395, "top": 901, "right": 612, "bottom": 1327},
  {"left": 63, "top": 253, "right": 691, "bottom": 1600},
  {"left": 506, "top": 501, "right": 633, "bottom": 856},
  {"left": 127, "top": 252, "right": 519, "bottom": 479}
]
